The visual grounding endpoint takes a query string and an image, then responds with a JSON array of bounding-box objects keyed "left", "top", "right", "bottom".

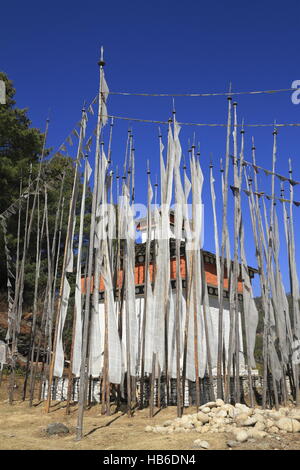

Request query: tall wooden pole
[
  {"left": 140, "top": 165, "right": 152, "bottom": 409},
  {"left": 181, "top": 156, "right": 191, "bottom": 407},
  {"left": 232, "top": 102, "right": 240, "bottom": 402},
  {"left": 173, "top": 113, "right": 183, "bottom": 417},
  {"left": 46, "top": 105, "right": 86, "bottom": 414},
  {"left": 217, "top": 94, "right": 232, "bottom": 399},
  {"left": 287, "top": 160, "right": 300, "bottom": 405},
  {"left": 201, "top": 252, "right": 215, "bottom": 401},
  {"left": 76, "top": 49, "right": 106, "bottom": 439},
  {"left": 238, "top": 127, "right": 255, "bottom": 408},
  {"left": 9, "top": 164, "right": 32, "bottom": 405}
]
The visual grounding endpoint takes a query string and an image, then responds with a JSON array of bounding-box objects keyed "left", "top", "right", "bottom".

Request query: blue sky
[{"left": 1, "top": 0, "right": 300, "bottom": 294}]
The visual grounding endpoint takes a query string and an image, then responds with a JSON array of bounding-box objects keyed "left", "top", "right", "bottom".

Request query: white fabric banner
[{"left": 54, "top": 277, "right": 71, "bottom": 377}]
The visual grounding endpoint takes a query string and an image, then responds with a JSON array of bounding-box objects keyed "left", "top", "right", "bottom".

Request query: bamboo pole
[
  {"left": 217, "top": 94, "right": 232, "bottom": 399},
  {"left": 25, "top": 167, "right": 64, "bottom": 402},
  {"left": 66, "top": 155, "right": 89, "bottom": 415},
  {"left": 247, "top": 174, "right": 269, "bottom": 407},
  {"left": 264, "top": 129, "right": 280, "bottom": 409},
  {"left": 175, "top": 238, "right": 182, "bottom": 416},
  {"left": 232, "top": 102, "right": 240, "bottom": 403},
  {"left": 249, "top": 141, "right": 269, "bottom": 406},
  {"left": 47, "top": 106, "right": 86, "bottom": 414},
  {"left": 101, "top": 290, "right": 110, "bottom": 415},
  {"left": 124, "top": 236, "right": 132, "bottom": 418},
  {"left": 287, "top": 160, "right": 300, "bottom": 405},
  {"left": 238, "top": 127, "right": 254, "bottom": 408},
  {"left": 15, "top": 177, "right": 22, "bottom": 300},
  {"left": 181, "top": 155, "right": 191, "bottom": 407},
  {"left": 9, "top": 164, "right": 32, "bottom": 405},
  {"left": 149, "top": 352, "right": 156, "bottom": 418},
  {"left": 23, "top": 189, "right": 41, "bottom": 401},
  {"left": 66, "top": 300, "right": 77, "bottom": 415},
  {"left": 76, "top": 50, "right": 106, "bottom": 440},
  {"left": 190, "top": 154, "right": 200, "bottom": 409},
  {"left": 173, "top": 114, "right": 183, "bottom": 417},
  {"left": 201, "top": 252, "right": 215, "bottom": 401},
  {"left": 149, "top": 177, "right": 160, "bottom": 415},
  {"left": 29, "top": 201, "right": 47, "bottom": 406},
  {"left": 139, "top": 165, "right": 152, "bottom": 409}
]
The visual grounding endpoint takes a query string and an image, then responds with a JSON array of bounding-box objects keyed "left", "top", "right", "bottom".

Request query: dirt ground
[{"left": 0, "top": 378, "right": 300, "bottom": 451}]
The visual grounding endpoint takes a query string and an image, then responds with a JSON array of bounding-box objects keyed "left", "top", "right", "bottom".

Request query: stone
[
  {"left": 184, "top": 423, "right": 194, "bottom": 430},
  {"left": 288, "top": 411, "right": 300, "bottom": 421},
  {"left": 277, "top": 417, "right": 300, "bottom": 433},
  {"left": 163, "top": 420, "right": 173, "bottom": 427},
  {"left": 201, "top": 440, "right": 210, "bottom": 447},
  {"left": 197, "top": 412, "right": 210, "bottom": 424},
  {"left": 211, "top": 417, "right": 225, "bottom": 426},
  {"left": 216, "top": 409, "right": 227, "bottom": 418},
  {"left": 159, "top": 427, "right": 168, "bottom": 434},
  {"left": 227, "top": 440, "right": 238, "bottom": 448},
  {"left": 254, "top": 421, "right": 265, "bottom": 431},
  {"left": 193, "top": 439, "right": 210, "bottom": 449},
  {"left": 215, "top": 399, "right": 225, "bottom": 407},
  {"left": 265, "top": 419, "right": 275, "bottom": 429},
  {"left": 145, "top": 426, "right": 153, "bottom": 432},
  {"left": 235, "top": 403, "right": 245, "bottom": 409},
  {"left": 201, "top": 401, "right": 217, "bottom": 409},
  {"left": 222, "top": 404, "right": 235, "bottom": 417},
  {"left": 201, "top": 407, "right": 211, "bottom": 414},
  {"left": 235, "top": 430, "right": 248, "bottom": 442},
  {"left": 181, "top": 415, "right": 191, "bottom": 423},
  {"left": 242, "top": 417, "right": 257, "bottom": 427},
  {"left": 46, "top": 423, "right": 69, "bottom": 436},
  {"left": 194, "top": 421, "right": 203, "bottom": 428},
  {"left": 201, "top": 424, "right": 210, "bottom": 433},
  {"left": 254, "top": 413, "right": 265, "bottom": 423},
  {"left": 269, "top": 412, "right": 282, "bottom": 421},
  {"left": 269, "top": 426, "right": 279, "bottom": 434},
  {"left": 235, "top": 413, "right": 250, "bottom": 426},
  {"left": 247, "top": 429, "right": 268, "bottom": 439},
  {"left": 179, "top": 421, "right": 188, "bottom": 428},
  {"left": 223, "top": 403, "right": 234, "bottom": 410},
  {"left": 235, "top": 404, "right": 253, "bottom": 416}
]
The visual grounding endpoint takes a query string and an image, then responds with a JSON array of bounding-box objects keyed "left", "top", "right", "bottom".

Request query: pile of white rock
[{"left": 144, "top": 399, "right": 300, "bottom": 443}]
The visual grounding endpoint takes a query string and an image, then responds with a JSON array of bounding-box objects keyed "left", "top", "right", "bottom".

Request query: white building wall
[{"left": 97, "top": 290, "right": 246, "bottom": 379}]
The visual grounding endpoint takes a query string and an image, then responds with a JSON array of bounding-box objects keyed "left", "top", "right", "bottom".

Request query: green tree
[
  {"left": 0, "top": 72, "right": 45, "bottom": 292},
  {"left": 0, "top": 72, "right": 45, "bottom": 213},
  {"left": 0, "top": 72, "right": 92, "bottom": 308}
]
